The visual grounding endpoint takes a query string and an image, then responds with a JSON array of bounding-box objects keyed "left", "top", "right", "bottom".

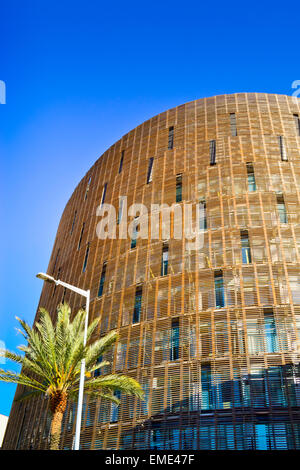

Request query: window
[
  {"left": 78, "top": 223, "right": 85, "bottom": 250},
  {"left": 161, "top": 243, "right": 169, "bottom": 276},
  {"left": 117, "top": 197, "right": 125, "bottom": 225},
  {"left": 98, "top": 262, "right": 107, "bottom": 297},
  {"left": 241, "top": 230, "right": 251, "bottom": 264},
  {"left": 82, "top": 243, "right": 90, "bottom": 273},
  {"left": 70, "top": 211, "right": 77, "bottom": 234},
  {"left": 201, "top": 364, "right": 213, "bottom": 410},
  {"left": 246, "top": 163, "right": 256, "bottom": 191},
  {"left": 170, "top": 319, "right": 179, "bottom": 361},
  {"left": 133, "top": 287, "right": 142, "bottom": 324},
  {"left": 264, "top": 308, "right": 279, "bottom": 353},
  {"left": 199, "top": 199, "right": 207, "bottom": 230},
  {"left": 110, "top": 390, "right": 121, "bottom": 422},
  {"left": 230, "top": 113, "right": 237, "bottom": 136},
  {"left": 276, "top": 194, "right": 287, "bottom": 223},
  {"left": 209, "top": 140, "right": 216, "bottom": 165},
  {"left": 214, "top": 270, "right": 225, "bottom": 308},
  {"left": 119, "top": 151, "right": 124, "bottom": 174},
  {"left": 147, "top": 157, "right": 154, "bottom": 184},
  {"left": 84, "top": 176, "right": 91, "bottom": 201},
  {"left": 176, "top": 174, "right": 182, "bottom": 202},
  {"left": 279, "top": 136, "right": 288, "bottom": 161},
  {"left": 168, "top": 126, "right": 174, "bottom": 150},
  {"left": 100, "top": 183, "right": 107, "bottom": 207},
  {"left": 294, "top": 114, "right": 300, "bottom": 136},
  {"left": 131, "top": 217, "right": 138, "bottom": 249},
  {"left": 94, "top": 355, "right": 103, "bottom": 378}
]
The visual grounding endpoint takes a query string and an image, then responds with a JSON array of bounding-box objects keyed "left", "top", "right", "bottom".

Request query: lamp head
[{"left": 36, "top": 272, "right": 56, "bottom": 283}]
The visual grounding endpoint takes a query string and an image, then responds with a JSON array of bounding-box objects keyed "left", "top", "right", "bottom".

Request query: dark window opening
[
  {"left": 161, "top": 243, "right": 169, "bottom": 276},
  {"left": 82, "top": 243, "right": 90, "bottom": 273},
  {"left": 264, "top": 308, "right": 279, "bottom": 353},
  {"left": 199, "top": 199, "right": 207, "bottom": 230},
  {"left": 168, "top": 126, "right": 174, "bottom": 150},
  {"left": 101, "top": 183, "right": 108, "bottom": 206},
  {"left": 98, "top": 262, "right": 107, "bottom": 297},
  {"left": 71, "top": 211, "right": 77, "bottom": 234},
  {"left": 176, "top": 174, "right": 182, "bottom": 202},
  {"left": 147, "top": 157, "right": 154, "bottom": 184},
  {"left": 119, "top": 151, "right": 124, "bottom": 173},
  {"left": 78, "top": 223, "right": 85, "bottom": 250},
  {"left": 241, "top": 230, "right": 251, "bottom": 264},
  {"left": 209, "top": 140, "right": 216, "bottom": 165},
  {"left": 214, "top": 270, "right": 225, "bottom": 308},
  {"left": 246, "top": 163, "right": 256, "bottom": 191},
  {"left": 276, "top": 194, "right": 287, "bottom": 223},
  {"left": 170, "top": 318, "right": 179, "bottom": 361},
  {"left": 294, "top": 114, "right": 300, "bottom": 136},
  {"left": 133, "top": 287, "right": 142, "bottom": 324}
]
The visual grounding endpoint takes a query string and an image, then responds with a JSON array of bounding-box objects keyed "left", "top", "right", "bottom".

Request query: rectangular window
[
  {"left": 209, "top": 140, "right": 216, "bottom": 165},
  {"left": 131, "top": 217, "right": 138, "bottom": 249},
  {"left": 78, "top": 223, "right": 85, "bottom": 250},
  {"left": 214, "top": 270, "right": 225, "bottom": 308},
  {"left": 279, "top": 136, "right": 288, "bottom": 161},
  {"left": 176, "top": 174, "right": 182, "bottom": 202},
  {"left": 230, "top": 113, "right": 237, "bottom": 136},
  {"left": 133, "top": 287, "right": 142, "bottom": 324},
  {"left": 84, "top": 176, "right": 91, "bottom": 201},
  {"left": 276, "top": 194, "right": 287, "bottom": 223},
  {"left": 264, "top": 308, "right": 279, "bottom": 353},
  {"left": 201, "top": 364, "right": 213, "bottom": 410},
  {"left": 241, "top": 230, "right": 251, "bottom": 264},
  {"left": 110, "top": 390, "right": 121, "bottom": 422},
  {"left": 82, "top": 243, "right": 90, "bottom": 273},
  {"left": 119, "top": 151, "right": 124, "bottom": 174},
  {"left": 94, "top": 355, "right": 103, "bottom": 378},
  {"left": 100, "top": 183, "right": 107, "bottom": 206},
  {"left": 246, "top": 163, "right": 256, "bottom": 191},
  {"left": 199, "top": 199, "right": 207, "bottom": 230},
  {"left": 70, "top": 211, "right": 77, "bottom": 234},
  {"left": 168, "top": 126, "right": 174, "bottom": 150},
  {"left": 161, "top": 243, "right": 169, "bottom": 276},
  {"left": 98, "top": 262, "right": 107, "bottom": 297},
  {"left": 170, "top": 319, "right": 179, "bottom": 361},
  {"left": 117, "top": 196, "right": 125, "bottom": 225},
  {"left": 147, "top": 157, "right": 154, "bottom": 184},
  {"left": 294, "top": 114, "right": 300, "bottom": 136}
]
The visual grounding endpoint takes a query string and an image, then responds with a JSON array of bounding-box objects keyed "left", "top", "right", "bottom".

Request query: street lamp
[{"left": 36, "top": 272, "right": 90, "bottom": 450}]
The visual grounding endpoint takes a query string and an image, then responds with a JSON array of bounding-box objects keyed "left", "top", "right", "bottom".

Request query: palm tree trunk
[
  {"left": 50, "top": 410, "right": 64, "bottom": 450},
  {"left": 49, "top": 391, "right": 67, "bottom": 450}
]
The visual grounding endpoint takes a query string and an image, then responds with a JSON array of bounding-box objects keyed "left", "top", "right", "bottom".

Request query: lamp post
[{"left": 36, "top": 272, "right": 90, "bottom": 450}]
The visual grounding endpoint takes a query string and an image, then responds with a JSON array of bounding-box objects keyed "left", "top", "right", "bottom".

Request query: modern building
[{"left": 3, "top": 93, "right": 300, "bottom": 450}]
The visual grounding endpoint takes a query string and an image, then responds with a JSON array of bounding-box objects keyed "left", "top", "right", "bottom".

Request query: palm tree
[{"left": 0, "top": 303, "right": 143, "bottom": 450}]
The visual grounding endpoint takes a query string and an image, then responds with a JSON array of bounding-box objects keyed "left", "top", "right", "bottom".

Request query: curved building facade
[{"left": 4, "top": 92, "right": 300, "bottom": 450}]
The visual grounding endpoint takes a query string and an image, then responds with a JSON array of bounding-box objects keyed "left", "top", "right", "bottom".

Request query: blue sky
[{"left": 0, "top": 0, "right": 299, "bottom": 416}]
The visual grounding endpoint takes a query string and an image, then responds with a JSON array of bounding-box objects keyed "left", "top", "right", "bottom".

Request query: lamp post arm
[{"left": 55, "top": 279, "right": 88, "bottom": 298}]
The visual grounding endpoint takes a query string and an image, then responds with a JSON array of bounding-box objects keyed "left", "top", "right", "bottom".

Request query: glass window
[
  {"left": 264, "top": 308, "right": 279, "bottom": 353},
  {"left": 147, "top": 157, "right": 154, "bottom": 184},
  {"left": 110, "top": 390, "right": 121, "bottom": 422},
  {"left": 161, "top": 244, "right": 169, "bottom": 276},
  {"left": 78, "top": 223, "right": 85, "bottom": 250},
  {"left": 199, "top": 199, "right": 207, "bottom": 230},
  {"left": 98, "top": 262, "right": 107, "bottom": 297},
  {"left": 170, "top": 319, "right": 179, "bottom": 360},
  {"left": 94, "top": 355, "right": 103, "bottom": 378},
  {"left": 168, "top": 126, "right": 174, "bottom": 150},
  {"left": 279, "top": 136, "right": 288, "bottom": 161},
  {"left": 82, "top": 243, "right": 90, "bottom": 273},
  {"left": 246, "top": 163, "right": 256, "bottom": 191},
  {"left": 209, "top": 140, "right": 216, "bottom": 165},
  {"left": 70, "top": 211, "right": 77, "bottom": 234},
  {"left": 176, "top": 174, "right": 182, "bottom": 202},
  {"left": 294, "top": 114, "right": 300, "bottom": 136},
  {"left": 241, "top": 230, "right": 251, "bottom": 264},
  {"left": 119, "top": 151, "right": 124, "bottom": 173},
  {"left": 214, "top": 271, "right": 225, "bottom": 308},
  {"left": 133, "top": 287, "right": 142, "bottom": 324},
  {"left": 131, "top": 217, "right": 138, "bottom": 249},
  {"left": 201, "top": 364, "right": 213, "bottom": 410},
  {"left": 100, "top": 183, "right": 107, "bottom": 206},
  {"left": 276, "top": 194, "right": 287, "bottom": 223}
]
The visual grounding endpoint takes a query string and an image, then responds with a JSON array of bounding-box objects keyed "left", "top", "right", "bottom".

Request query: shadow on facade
[{"left": 119, "top": 362, "right": 300, "bottom": 450}]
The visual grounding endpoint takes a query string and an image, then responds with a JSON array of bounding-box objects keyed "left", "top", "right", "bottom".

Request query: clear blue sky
[{"left": 0, "top": 0, "right": 299, "bottom": 416}]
